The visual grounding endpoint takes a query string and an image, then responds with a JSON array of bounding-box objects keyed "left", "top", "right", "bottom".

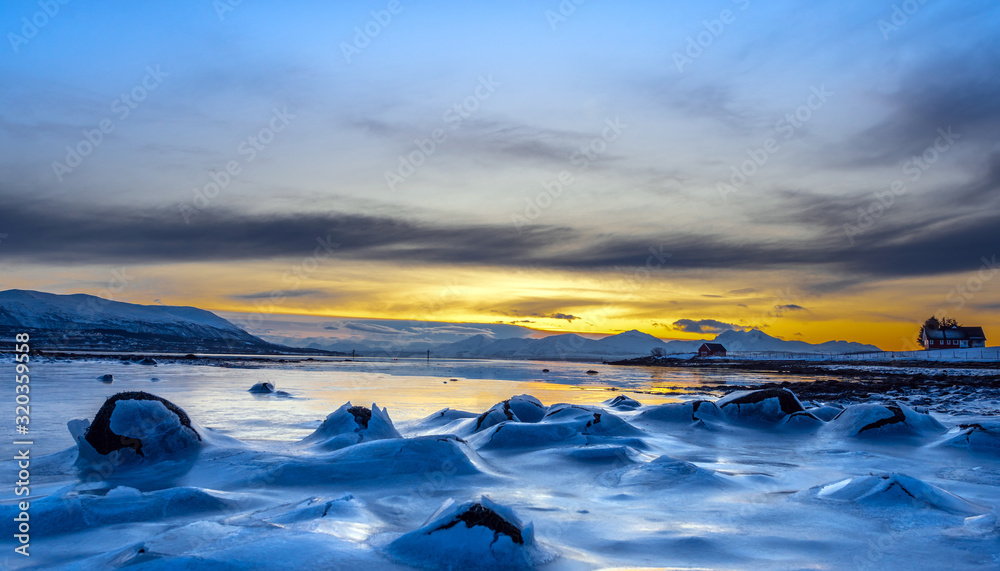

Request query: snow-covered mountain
[
  {"left": 434, "top": 330, "right": 673, "bottom": 360},
  {"left": 700, "top": 329, "right": 880, "bottom": 353},
  {"left": 0, "top": 289, "right": 318, "bottom": 354},
  {"left": 432, "top": 328, "right": 881, "bottom": 360}
]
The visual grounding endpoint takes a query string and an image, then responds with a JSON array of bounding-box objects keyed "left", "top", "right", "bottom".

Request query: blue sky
[{"left": 2, "top": 0, "right": 999, "bottom": 349}]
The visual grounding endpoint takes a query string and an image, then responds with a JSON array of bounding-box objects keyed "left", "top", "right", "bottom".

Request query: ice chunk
[
  {"left": 602, "top": 455, "right": 728, "bottom": 488},
  {"left": 300, "top": 402, "right": 402, "bottom": 450},
  {"left": 387, "top": 496, "right": 552, "bottom": 569},
  {"left": 811, "top": 473, "right": 987, "bottom": 515},
  {"left": 272, "top": 435, "right": 491, "bottom": 483},
  {"left": 603, "top": 394, "right": 642, "bottom": 410},
  {"left": 247, "top": 381, "right": 275, "bottom": 393},
  {"left": 716, "top": 387, "right": 805, "bottom": 423},
  {"left": 938, "top": 422, "right": 1000, "bottom": 454},
  {"left": 828, "top": 403, "right": 945, "bottom": 438},
  {"left": 636, "top": 400, "right": 724, "bottom": 425},
  {"left": 472, "top": 405, "right": 643, "bottom": 450},
  {"left": 78, "top": 392, "right": 201, "bottom": 467}
]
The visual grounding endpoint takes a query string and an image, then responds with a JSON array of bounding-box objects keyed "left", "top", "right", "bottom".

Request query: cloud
[
  {"left": 229, "top": 289, "right": 325, "bottom": 300},
  {"left": 342, "top": 322, "right": 409, "bottom": 335},
  {"left": 840, "top": 41, "right": 1000, "bottom": 167},
  {"left": 3, "top": 201, "right": 1000, "bottom": 288},
  {"left": 670, "top": 319, "right": 745, "bottom": 334}
]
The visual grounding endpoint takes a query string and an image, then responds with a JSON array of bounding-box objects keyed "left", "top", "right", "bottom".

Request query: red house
[
  {"left": 698, "top": 343, "right": 727, "bottom": 357},
  {"left": 922, "top": 326, "right": 987, "bottom": 349}
]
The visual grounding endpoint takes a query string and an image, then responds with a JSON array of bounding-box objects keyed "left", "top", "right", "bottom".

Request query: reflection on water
[{"left": 11, "top": 357, "right": 817, "bottom": 455}]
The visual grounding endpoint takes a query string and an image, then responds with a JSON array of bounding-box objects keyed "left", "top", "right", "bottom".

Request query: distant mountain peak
[{"left": 0, "top": 289, "right": 316, "bottom": 354}]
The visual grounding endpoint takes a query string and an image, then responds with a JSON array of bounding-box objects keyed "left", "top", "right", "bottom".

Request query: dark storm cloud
[
  {"left": 839, "top": 43, "right": 1000, "bottom": 167},
  {"left": 670, "top": 319, "right": 743, "bottom": 334},
  {"left": 2, "top": 202, "right": 999, "bottom": 285},
  {"left": 230, "top": 289, "right": 325, "bottom": 300}
]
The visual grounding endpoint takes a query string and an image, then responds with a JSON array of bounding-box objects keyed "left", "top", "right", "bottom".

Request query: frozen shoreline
[{"left": 2, "top": 358, "right": 998, "bottom": 569}]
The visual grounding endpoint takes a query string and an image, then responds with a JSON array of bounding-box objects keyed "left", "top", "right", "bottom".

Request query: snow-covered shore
[{"left": 1, "top": 359, "right": 998, "bottom": 569}]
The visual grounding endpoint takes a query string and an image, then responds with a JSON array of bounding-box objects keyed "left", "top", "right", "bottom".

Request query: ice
[
  {"left": 0, "top": 486, "right": 239, "bottom": 536},
  {"left": 4, "top": 359, "right": 1000, "bottom": 569},
  {"left": 634, "top": 399, "right": 724, "bottom": 426},
  {"left": 828, "top": 402, "right": 946, "bottom": 438},
  {"left": 601, "top": 455, "right": 730, "bottom": 488},
  {"left": 808, "top": 473, "right": 987, "bottom": 515},
  {"left": 938, "top": 422, "right": 1000, "bottom": 454},
  {"left": 247, "top": 381, "right": 274, "bottom": 393},
  {"left": 603, "top": 394, "right": 642, "bottom": 410},
  {"left": 386, "top": 496, "right": 553, "bottom": 569},
  {"left": 716, "top": 387, "right": 806, "bottom": 423},
  {"left": 299, "top": 401, "right": 402, "bottom": 450}
]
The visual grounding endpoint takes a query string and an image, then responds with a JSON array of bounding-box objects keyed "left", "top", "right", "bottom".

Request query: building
[
  {"left": 922, "top": 326, "right": 987, "bottom": 349},
  {"left": 698, "top": 343, "right": 727, "bottom": 357}
]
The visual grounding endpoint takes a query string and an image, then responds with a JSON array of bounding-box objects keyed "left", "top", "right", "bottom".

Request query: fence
[{"left": 724, "top": 348, "right": 1000, "bottom": 362}]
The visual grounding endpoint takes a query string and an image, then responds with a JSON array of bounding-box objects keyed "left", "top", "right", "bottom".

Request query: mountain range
[
  {"left": 0, "top": 289, "right": 324, "bottom": 354},
  {"left": 0, "top": 289, "right": 882, "bottom": 357},
  {"left": 430, "top": 328, "right": 881, "bottom": 359}
]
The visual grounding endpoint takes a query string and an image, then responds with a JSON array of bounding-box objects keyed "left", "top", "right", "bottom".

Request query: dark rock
[
  {"left": 84, "top": 391, "right": 199, "bottom": 456},
  {"left": 347, "top": 405, "right": 372, "bottom": 429},
  {"left": 432, "top": 503, "right": 524, "bottom": 545}
]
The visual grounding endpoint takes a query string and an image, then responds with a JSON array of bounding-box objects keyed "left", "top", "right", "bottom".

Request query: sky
[{"left": 1, "top": 0, "right": 999, "bottom": 351}]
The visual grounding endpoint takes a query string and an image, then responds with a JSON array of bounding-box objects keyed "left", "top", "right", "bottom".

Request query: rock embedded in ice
[
  {"left": 636, "top": 400, "right": 724, "bottom": 425},
  {"left": 474, "top": 402, "right": 521, "bottom": 432},
  {"left": 716, "top": 387, "right": 806, "bottom": 423},
  {"left": 473, "top": 405, "right": 642, "bottom": 450},
  {"left": 247, "top": 381, "right": 275, "bottom": 393},
  {"left": 98, "top": 373, "right": 114, "bottom": 383},
  {"left": 300, "top": 401, "right": 402, "bottom": 450},
  {"left": 939, "top": 422, "right": 1000, "bottom": 454},
  {"left": 387, "top": 496, "right": 551, "bottom": 569},
  {"left": 79, "top": 391, "right": 201, "bottom": 465},
  {"left": 829, "top": 403, "right": 945, "bottom": 438},
  {"left": 604, "top": 394, "right": 642, "bottom": 410},
  {"left": 811, "top": 473, "right": 987, "bottom": 515},
  {"left": 485, "top": 394, "right": 547, "bottom": 424}
]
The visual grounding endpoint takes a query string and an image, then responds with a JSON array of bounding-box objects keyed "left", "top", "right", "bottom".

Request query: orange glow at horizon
[{"left": 3, "top": 259, "right": 997, "bottom": 352}]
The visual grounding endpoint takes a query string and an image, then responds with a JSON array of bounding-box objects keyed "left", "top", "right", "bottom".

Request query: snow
[
  {"left": 2, "top": 358, "right": 999, "bottom": 569},
  {"left": 0, "top": 289, "right": 243, "bottom": 333},
  {"left": 433, "top": 327, "right": 882, "bottom": 360}
]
